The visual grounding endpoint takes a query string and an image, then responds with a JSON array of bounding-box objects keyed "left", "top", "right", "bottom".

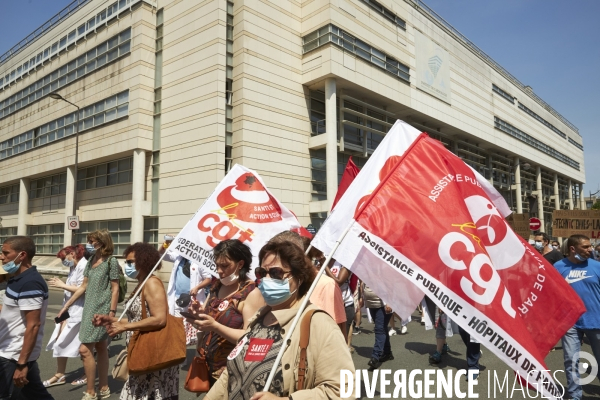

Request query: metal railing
[
  {"left": 406, "top": 0, "right": 580, "bottom": 135},
  {"left": 0, "top": 0, "right": 92, "bottom": 67}
]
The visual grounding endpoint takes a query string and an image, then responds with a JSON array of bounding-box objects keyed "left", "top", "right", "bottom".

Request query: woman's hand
[
  {"left": 93, "top": 314, "right": 114, "bottom": 327},
  {"left": 48, "top": 277, "right": 65, "bottom": 289},
  {"left": 57, "top": 306, "right": 68, "bottom": 319},
  {"left": 186, "top": 313, "right": 218, "bottom": 332},
  {"left": 249, "top": 392, "right": 286, "bottom": 400},
  {"left": 190, "top": 286, "right": 200, "bottom": 297},
  {"left": 384, "top": 304, "right": 392, "bottom": 314},
  {"left": 107, "top": 320, "right": 127, "bottom": 337}
]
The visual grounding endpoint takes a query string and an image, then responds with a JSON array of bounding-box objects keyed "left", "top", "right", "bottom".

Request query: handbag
[
  {"left": 127, "top": 276, "right": 187, "bottom": 375},
  {"left": 112, "top": 349, "right": 129, "bottom": 381},
  {"left": 184, "top": 347, "right": 210, "bottom": 393}
]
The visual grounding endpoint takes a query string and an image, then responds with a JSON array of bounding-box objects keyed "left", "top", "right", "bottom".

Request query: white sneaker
[
  {"left": 388, "top": 328, "right": 397, "bottom": 336},
  {"left": 401, "top": 325, "right": 408, "bottom": 334}
]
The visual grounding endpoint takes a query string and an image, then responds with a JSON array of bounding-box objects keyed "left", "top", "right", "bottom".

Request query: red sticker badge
[
  {"left": 228, "top": 336, "right": 248, "bottom": 360},
  {"left": 218, "top": 300, "right": 229, "bottom": 312},
  {"left": 244, "top": 338, "right": 275, "bottom": 362}
]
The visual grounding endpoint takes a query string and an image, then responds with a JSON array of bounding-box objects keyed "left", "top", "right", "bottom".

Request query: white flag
[{"left": 168, "top": 164, "right": 301, "bottom": 279}]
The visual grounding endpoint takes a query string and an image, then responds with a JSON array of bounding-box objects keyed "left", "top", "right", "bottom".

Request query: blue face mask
[
  {"left": 3, "top": 253, "right": 23, "bottom": 275},
  {"left": 574, "top": 253, "right": 587, "bottom": 262},
  {"left": 85, "top": 243, "right": 97, "bottom": 255},
  {"left": 258, "top": 277, "right": 297, "bottom": 306},
  {"left": 124, "top": 262, "right": 138, "bottom": 279},
  {"left": 62, "top": 258, "right": 75, "bottom": 268}
]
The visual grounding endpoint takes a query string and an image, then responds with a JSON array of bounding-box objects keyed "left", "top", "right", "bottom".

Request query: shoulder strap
[{"left": 296, "top": 309, "right": 326, "bottom": 392}]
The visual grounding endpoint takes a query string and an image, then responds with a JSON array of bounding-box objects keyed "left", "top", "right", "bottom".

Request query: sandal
[
  {"left": 71, "top": 376, "right": 88, "bottom": 386},
  {"left": 43, "top": 374, "right": 66, "bottom": 387}
]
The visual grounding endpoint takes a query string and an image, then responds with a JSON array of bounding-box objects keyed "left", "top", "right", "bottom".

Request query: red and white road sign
[
  {"left": 529, "top": 217, "right": 541, "bottom": 231},
  {"left": 67, "top": 216, "right": 80, "bottom": 230}
]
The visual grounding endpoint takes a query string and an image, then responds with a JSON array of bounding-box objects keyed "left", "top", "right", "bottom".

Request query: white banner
[{"left": 168, "top": 164, "right": 301, "bottom": 279}]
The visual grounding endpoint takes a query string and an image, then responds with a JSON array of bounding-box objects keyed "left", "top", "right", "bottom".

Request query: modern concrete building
[{"left": 0, "top": 0, "right": 585, "bottom": 269}]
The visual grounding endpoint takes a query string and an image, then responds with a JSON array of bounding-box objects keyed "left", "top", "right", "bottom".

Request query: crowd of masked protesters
[{"left": 1, "top": 229, "right": 599, "bottom": 400}]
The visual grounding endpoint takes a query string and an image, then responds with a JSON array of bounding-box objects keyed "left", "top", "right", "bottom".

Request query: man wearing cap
[{"left": 0, "top": 236, "right": 53, "bottom": 399}]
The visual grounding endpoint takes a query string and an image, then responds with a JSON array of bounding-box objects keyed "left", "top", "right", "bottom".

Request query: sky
[{"left": 0, "top": 0, "right": 598, "bottom": 195}]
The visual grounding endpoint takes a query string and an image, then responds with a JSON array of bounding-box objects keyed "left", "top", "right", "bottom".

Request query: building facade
[{"left": 0, "top": 0, "right": 585, "bottom": 268}]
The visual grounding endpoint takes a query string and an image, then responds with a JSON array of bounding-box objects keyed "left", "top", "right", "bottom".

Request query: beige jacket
[{"left": 207, "top": 299, "right": 356, "bottom": 400}]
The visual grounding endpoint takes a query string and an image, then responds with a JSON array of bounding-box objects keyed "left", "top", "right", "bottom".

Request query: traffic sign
[
  {"left": 529, "top": 217, "right": 541, "bottom": 231},
  {"left": 67, "top": 216, "right": 80, "bottom": 230}
]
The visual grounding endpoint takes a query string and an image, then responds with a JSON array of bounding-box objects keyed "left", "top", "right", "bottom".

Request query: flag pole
[{"left": 263, "top": 219, "right": 355, "bottom": 392}]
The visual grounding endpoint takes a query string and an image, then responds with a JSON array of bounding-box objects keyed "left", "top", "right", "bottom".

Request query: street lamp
[{"left": 50, "top": 92, "right": 80, "bottom": 245}]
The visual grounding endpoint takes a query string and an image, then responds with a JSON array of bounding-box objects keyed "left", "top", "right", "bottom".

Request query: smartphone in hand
[{"left": 55, "top": 310, "right": 70, "bottom": 324}]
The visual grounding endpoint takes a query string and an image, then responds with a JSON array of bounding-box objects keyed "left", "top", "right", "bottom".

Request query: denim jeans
[
  {"left": 0, "top": 357, "right": 54, "bottom": 400},
  {"left": 561, "top": 326, "right": 600, "bottom": 400},
  {"left": 369, "top": 307, "right": 392, "bottom": 360},
  {"left": 458, "top": 326, "right": 481, "bottom": 371}
]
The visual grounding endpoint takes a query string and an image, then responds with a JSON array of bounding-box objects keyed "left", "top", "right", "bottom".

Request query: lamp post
[{"left": 50, "top": 92, "right": 80, "bottom": 245}]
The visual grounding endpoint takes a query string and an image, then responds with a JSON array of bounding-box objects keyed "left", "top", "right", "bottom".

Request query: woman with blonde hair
[{"left": 58, "top": 229, "right": 120, "bottom": 400}]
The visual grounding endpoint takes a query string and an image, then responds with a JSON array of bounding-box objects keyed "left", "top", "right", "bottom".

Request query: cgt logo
[
  {"left": 438, "top": 195, "right": 523, "bottom": 318},
  {"left": 198, "top": 205, "right": 254, "bottom": 248},
  {"left": 575, "top": 351, "right": 599, "bottom": 385}
]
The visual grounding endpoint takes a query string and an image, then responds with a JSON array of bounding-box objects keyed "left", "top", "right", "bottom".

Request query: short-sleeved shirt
[
  {"left": 543, "top": 248, "right": 563, "bottom": 265},
  {"left": 0, "top": 266, "right": 49, "bottom": 361},
  {"left": 309, "top": 274, "right": 347, "bottom": 324},
  {"left": 554, "top": 258, "right": 600, "bottom": 329}
]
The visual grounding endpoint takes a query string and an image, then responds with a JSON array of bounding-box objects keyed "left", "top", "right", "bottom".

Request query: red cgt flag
[
  {"left": 332, "top": 157, "right": 360, "bottom": 210},
  {"left": 334, "top": 133, "right": 584, "bottom": 399}
]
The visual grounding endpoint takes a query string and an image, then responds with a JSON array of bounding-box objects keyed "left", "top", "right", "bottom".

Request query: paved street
[{"left": 35, "top": 288, "right": 600, "bottom": 399}]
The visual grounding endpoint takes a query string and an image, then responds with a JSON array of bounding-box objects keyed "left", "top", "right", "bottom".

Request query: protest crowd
[{"left": 1, "top": 122, "right": 599, "bottom": 400}]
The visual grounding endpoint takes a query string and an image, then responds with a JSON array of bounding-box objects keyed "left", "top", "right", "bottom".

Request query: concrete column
[
  {"left": 131, "top": 149, "right": 146, "bottom": 243},
  {"left": 17, "top": 178, "right": 29, "bottom": 235},
  {"left": 536, "top": 166, "right": 544, "bottom": 232},
  {"left": 513, "top": 157, "right": 523, "bottom": 214},
  {"left": 64, "top": 166, "right": 76, "bottom": 245},
  {"left": 325, "top": 78, "right": 337, "bottom": 210},
  {"left": 568, "top": 179, "right": 574, "bottom": 210},
  {"left": 553, "top": 174, "right": 560, "bottom": 211},
  {"left": 580, "top": 183, "right": 586, "bottom": 210}
]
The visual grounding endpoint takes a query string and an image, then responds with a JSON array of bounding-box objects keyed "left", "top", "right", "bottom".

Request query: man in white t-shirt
[{"left": 0, "top": 236, "right": 53, "bottom": 400}]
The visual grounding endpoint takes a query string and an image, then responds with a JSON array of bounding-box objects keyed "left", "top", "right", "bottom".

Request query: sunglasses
[{"left": 255, "top": 266, "right": 291, "bottom": 280}]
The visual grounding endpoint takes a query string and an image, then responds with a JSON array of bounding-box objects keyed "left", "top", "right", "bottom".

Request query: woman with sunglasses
[
  {"left": 205, "top": 240, "right": 355, "bottom": 400},
  {"left": 187, "top": 239, "right": 264, "bottom": 386}
]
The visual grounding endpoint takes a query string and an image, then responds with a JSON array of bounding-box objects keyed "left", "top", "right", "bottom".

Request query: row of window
[
  {"left": 0, "top": 0, "right": 91, "bottom": 67},
  {"left": 302, "top": 24, "right": 410, "bottom": 83},
  {"left": 0, "top": 217, "right": 158, "bottom": 256},
  {"left": 0, "top": 91, "right": 129, "bottom": 160},
  {"left": 518, "top": 102, "right": 566, "bottom": 139},
  {"left": 359, "top": 0, "right": 406, "bottom": 29},
  {"left": 0, "top": 0, "right": 143, "bottom": 89},
  {"left": 0, "top": 29, "right": 131, "bottom": 121},
  {"left": 493, "top": 117, "right": 580, "bottom": 170},
  {"left": 30, "top": 173, "right": 67, "bottom": 199},
  {"left": 492, "top": 85, "right": 583, "bottom": 152},
  {"left": 492, "top": 84, "right": 514, "bottom": 104},
  {"left": 568, "top": 137, "right": 584, "bottom": 151},
  {"left": 0, "top": 184, "right": 19, "bottom": 204},
  {"left": 77, "top": 157, "right": 133, "bottom": 190},
  {"left": 1, "top": 157, "right": 133, "bottom": 203}
]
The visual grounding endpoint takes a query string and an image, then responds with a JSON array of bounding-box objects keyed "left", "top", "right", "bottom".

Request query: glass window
[{"left": 28, "top": 224, "right": 64, "bottom": 255}]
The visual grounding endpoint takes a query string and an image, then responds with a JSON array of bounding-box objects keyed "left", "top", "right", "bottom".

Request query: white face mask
[{"left": 220, "top": 271, "right": 239, "bottom": 286}]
